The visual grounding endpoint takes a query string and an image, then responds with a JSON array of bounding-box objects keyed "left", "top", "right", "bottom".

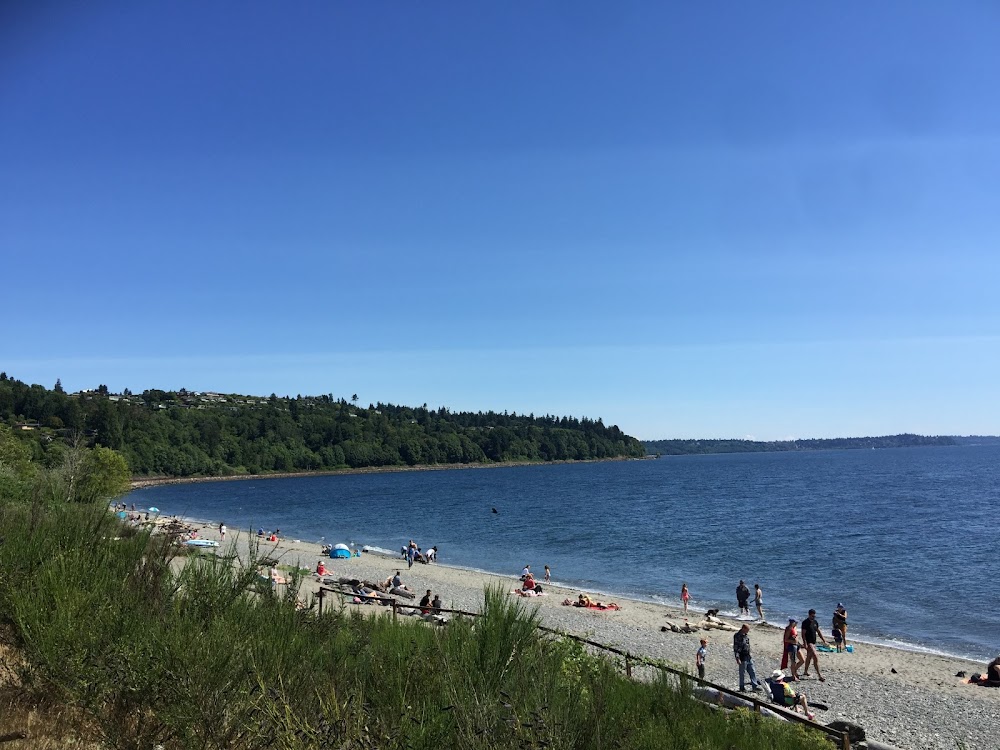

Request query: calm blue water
[{"left": 128, "top": 445, "right": 1000, "bottom": 661}]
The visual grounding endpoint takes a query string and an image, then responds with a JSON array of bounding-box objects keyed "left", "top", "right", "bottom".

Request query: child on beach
[
  {"left": 544, "top": 565, "right": 551, "bottom": 582},
  {"left": 754, "top": 583, "right": 764, "bottom": 621},
  {"left": 696, "top": 638, "right": 708, "bottom": 679},
  {"left": 681, "top": 583, "right": 690, "bottom": 613}
]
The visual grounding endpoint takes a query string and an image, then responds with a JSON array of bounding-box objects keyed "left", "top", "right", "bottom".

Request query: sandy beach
[{"left": 173, "top": 521, "right": 998, "bottom": 750}]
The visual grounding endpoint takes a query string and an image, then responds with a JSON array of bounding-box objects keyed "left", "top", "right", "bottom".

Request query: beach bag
[{"left": 534, "top": 585, "right": 543, "bottom": 594}]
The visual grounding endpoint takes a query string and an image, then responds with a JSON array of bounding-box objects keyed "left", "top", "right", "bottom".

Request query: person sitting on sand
[
  {"left": 419, "top": 589, "right": 433, "bottom": 614},
  {"left": 431, "top": 594, "right": 442, "bottom": 612},
  {"left": 767, "top": 670, "right": 816, "bottom": 720},
  {"left": 577, "top": 594, "right": 593, "bottom": 607},
  {"left": 989, "top": 655, "right": 1000, "bottom": 685},
  {"left": 522, "top": 573, "right": 536, "bottom": 591},
  {"left": 316, "top": 560, "right": 328, "bottom": 577},
  {"left": 972, "top": 655, "right": 1000, "bottom": 686},
  {"left": 269, "top": 565, "right": 287, "bottom": 587}
]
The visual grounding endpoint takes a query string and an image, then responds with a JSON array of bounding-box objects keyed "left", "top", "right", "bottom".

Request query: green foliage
[
  {"left": 0, "top": 424, "right": 36, "bottom": 501},
  {"left": 0, "top": 375, "right": 646, "bottom": 478},
  {"left": 76, "top": 445, "right": 131, "bottom": 503},
  {"left": 0, "top": 500, "right": 833, "bottom": 750}
]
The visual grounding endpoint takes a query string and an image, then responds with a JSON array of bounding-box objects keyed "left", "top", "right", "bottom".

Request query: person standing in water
[
  {"left": 736, "top": 580, "right": 751, "bottom": 618},
  {"left": 754, "top": 583, "right": 764, "bottom": 621}
]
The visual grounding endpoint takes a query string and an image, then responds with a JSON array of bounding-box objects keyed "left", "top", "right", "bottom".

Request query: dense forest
[
  {"left": 643, "top": 434, "right": 957, "bottom": 456},
  {"left": 0, "top": 374, "right": 645, "bottom": 477}
]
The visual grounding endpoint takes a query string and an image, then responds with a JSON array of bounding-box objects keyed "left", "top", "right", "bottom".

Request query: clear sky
[{"left": 3, "top": 2, "right": 999, "bottom": 440}]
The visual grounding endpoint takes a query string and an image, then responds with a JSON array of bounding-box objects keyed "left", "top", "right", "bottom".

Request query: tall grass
[{"left": 0, "top": 500, "right": 830, "bottom": 749}]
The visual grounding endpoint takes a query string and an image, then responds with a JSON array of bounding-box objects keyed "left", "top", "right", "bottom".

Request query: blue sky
[{"left": 2, "top": 2, "right": 999, "bottom": 440}]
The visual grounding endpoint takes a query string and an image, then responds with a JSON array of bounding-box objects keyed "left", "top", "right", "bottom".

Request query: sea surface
[{"left": 128, "top": 445, "right": 999, "bottom": 661}]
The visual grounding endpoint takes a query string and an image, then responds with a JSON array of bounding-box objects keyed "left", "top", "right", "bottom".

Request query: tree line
[{"left": 0, "top": 374, "right": 645, "bottom": 477}]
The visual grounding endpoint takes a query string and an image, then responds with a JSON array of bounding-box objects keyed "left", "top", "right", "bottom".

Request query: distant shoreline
[{"left": 129, "top": 456, "right": 647, "bottom": 490}]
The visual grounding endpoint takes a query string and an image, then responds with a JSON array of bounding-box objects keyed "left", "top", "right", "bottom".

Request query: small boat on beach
[{"left": 184, "top": 539, "right": 220, "bottom": 548}]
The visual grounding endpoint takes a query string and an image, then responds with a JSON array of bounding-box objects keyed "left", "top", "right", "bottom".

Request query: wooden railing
[{"left": 315, "top": 585, "right": 852, "bottom": 749}]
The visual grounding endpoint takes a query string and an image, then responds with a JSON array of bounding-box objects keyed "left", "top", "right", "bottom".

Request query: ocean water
[{"left": 128, "top": 445, "right": 1000, "bottom": 661}]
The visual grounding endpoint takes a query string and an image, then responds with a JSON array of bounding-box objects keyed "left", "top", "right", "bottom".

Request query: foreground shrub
[{"left": 0, "top": 501, "right": 830, "bottom": 749}]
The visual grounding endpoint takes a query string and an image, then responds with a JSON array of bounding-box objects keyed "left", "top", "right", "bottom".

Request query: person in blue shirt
[{"left": 696, "top": 638, "right": 708, "bottom": 679}]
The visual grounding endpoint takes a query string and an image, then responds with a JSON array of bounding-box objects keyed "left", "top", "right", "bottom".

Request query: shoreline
[
  {"left": 129, "top": 456, "right": 643, "bottom": 490},
  {"left": 159, "top": 517, "right": 1000, "bottom": 750}
]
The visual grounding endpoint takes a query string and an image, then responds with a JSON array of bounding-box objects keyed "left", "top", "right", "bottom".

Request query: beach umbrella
[{"left": 148, "top": 507, "right": 160, "bottom": 513}]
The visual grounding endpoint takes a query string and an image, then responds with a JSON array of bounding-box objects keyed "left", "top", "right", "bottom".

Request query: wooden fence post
[
  {"left": 317, "top": 588, "right": 325, "bottom": 617},
  {"left": 625, "top": 655, "right": 632, "bottom": 678}
]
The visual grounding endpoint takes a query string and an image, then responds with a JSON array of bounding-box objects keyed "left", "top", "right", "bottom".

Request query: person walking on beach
[
  {"left": 219, "top": 522, "right": 226, "bottom": 541},
  {"left": 801, "top": 609, "right": 827, "bottom": 681},
  {"left": 833, "top": 603, "right": 848, "bottom": 651},
  {"left": 736, "top": 580, "right": 750, "bottom": 618},
  {"left": 544, "top": 565, "right": 551, "bottom": 582},
  {"left": 782, "top": 618, "right": 804, "bottom": 680},
  {"left": 733, "top": 624, "right": 762, "bottom": 692},
  {"left": 754, "top": 583, "right": 764, "bottom": 621},
  {"left": 696, "top": 638, "right": 708, "bottom": 680},
  {"left": 681, "top": 583, "right": 690, "bottom": 613}
]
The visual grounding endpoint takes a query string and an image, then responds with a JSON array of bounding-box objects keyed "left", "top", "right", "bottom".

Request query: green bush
[{"left": 0, "top": 500, "right": 831, "bottom": 750}]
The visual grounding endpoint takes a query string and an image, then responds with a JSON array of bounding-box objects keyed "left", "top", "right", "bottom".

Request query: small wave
[
  {"left": 849, "top": 635, "right": 984, "bottom": 663},
  {"left": 361, "top": 545, "right": 397, "bottom": 557}
]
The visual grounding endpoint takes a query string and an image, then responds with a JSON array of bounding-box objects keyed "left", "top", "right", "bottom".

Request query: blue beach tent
[{"left": 330, "top": 543, "right": 351, "bottom": 559}]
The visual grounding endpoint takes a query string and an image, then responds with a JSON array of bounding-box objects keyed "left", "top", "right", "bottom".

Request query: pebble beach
[{"left": 174, "top": 522, "right": 1000, "bottom": 750}]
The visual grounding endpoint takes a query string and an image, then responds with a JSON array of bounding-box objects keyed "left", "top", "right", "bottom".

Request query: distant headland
[{"left": 642, "top": 434, "right": 999, "bottom": 456}]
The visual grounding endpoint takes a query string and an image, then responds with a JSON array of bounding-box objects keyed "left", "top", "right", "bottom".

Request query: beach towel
[{"left": 585, "top": 603, "right": 620, "bottom": 611}]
